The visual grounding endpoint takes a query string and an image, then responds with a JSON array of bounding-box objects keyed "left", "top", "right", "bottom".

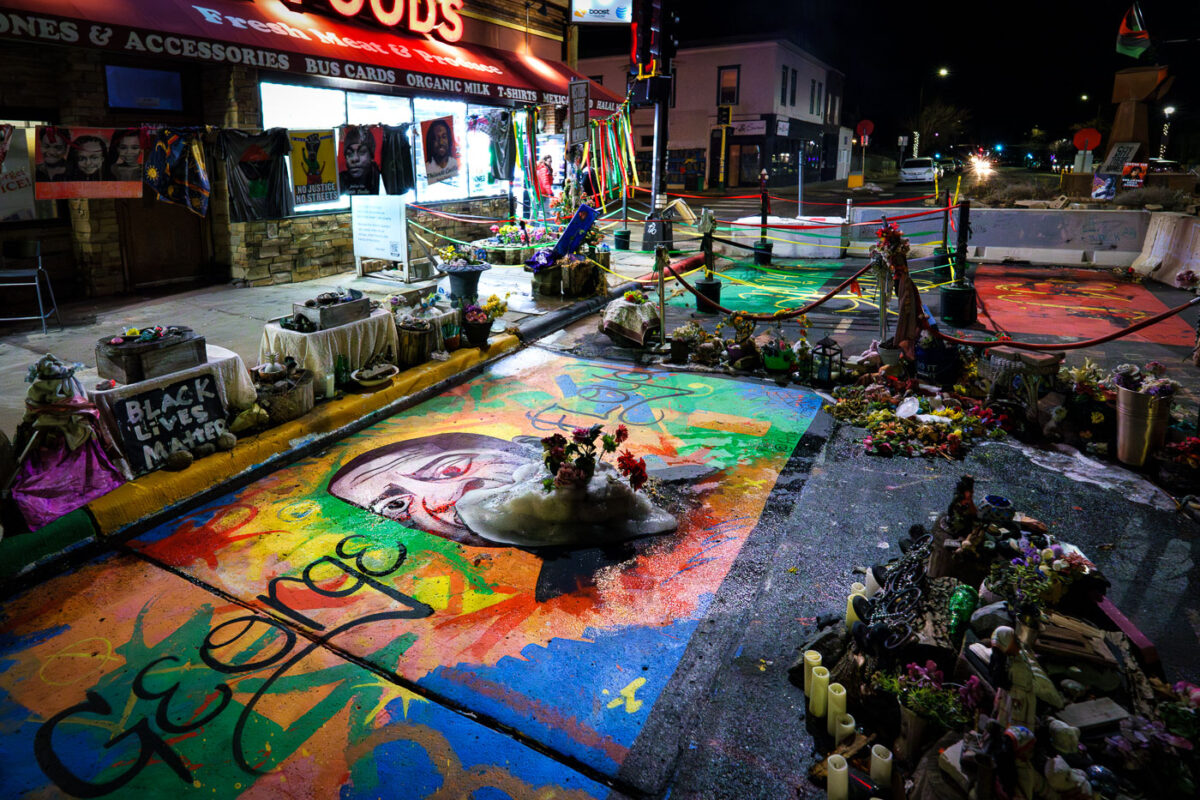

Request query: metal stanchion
[{"left": 656, "top": 244, "right": 668, "bottom": 348}]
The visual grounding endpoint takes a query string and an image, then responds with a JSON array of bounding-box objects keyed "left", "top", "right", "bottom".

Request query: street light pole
[{"left": 1160, "top": 106, "right": 1176, "bottom": 159}]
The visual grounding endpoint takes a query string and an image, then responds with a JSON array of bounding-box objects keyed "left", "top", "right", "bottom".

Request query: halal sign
[{"left": 282, "top": 0, "right": 466, "bottom": 42}]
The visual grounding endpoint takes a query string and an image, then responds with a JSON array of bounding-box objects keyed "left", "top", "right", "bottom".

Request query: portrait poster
[
  {"left": 289, "top": 129, "right": 339, "bottom": 206},
  {"left": 1091, "top": 173, "right": 1118, "bottom": 200},
  {"left": 1121, "top": 161, "right": 1147, "bottom": 189},
  {"left": 337, "top": 125, "right": 383, "bottom": 196},
  {"left": 420, "top": 116, "right": 460, "bottom": 186},
  {"left": 34, "top": 126, "right": 144, "bottom": 200},
  {"left": 0, "top": 130, "right": 37, "bottom": 222}
]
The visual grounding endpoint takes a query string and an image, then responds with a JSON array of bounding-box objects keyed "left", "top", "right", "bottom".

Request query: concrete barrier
[
  {"left": 1132, "top": 212, "right": 1200, "bottom": 289},
  {"left": 718, "top": 215, "right": 847, "bottom": 259},
  {"left": 848, "top": 206, "right": 1151, "bottom": 266}
]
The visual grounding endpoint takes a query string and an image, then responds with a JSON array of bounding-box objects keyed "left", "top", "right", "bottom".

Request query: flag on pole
[{"left": 1116, "top": 4, "right": 1150, "bottom": 59}]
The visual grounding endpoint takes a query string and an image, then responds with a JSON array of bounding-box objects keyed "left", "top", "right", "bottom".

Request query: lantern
[{"left": 813, "top": 335, "right": 843, "bottom": 388}]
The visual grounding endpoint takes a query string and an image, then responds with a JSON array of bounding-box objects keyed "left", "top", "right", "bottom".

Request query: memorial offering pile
[
  {"left": 790, "top": 477, "right": 1199, "bottom": 800},
  {"left": 107, "top": 325, "right": 186, "bottom": 345},
  {"left": 437, "top": 244, "right": 491, "bottom": 272},
  {"left": 285, "top": 288, "right": 370, "bottom": 332},
  {"left": 253, "top": 353, "right": 314, "bottom": 426},
  {"left": 828, "top": 378, "right": 1008, "bottom": 459}
]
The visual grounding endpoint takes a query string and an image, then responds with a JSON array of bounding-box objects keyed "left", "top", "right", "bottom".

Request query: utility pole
[{"left": 631, "top": 0, "right": 677, "bottom": 241}]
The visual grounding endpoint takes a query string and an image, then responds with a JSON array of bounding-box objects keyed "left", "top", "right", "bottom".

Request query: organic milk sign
[{"left": 113, "top": 375, "right": 228, "bottom": 475}]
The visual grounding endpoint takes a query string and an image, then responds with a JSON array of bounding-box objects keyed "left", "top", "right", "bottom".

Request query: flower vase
[
  {"left": 532, "top": 265, "right": 562, "bottom": 296},
  {"left": 443, "top": 334, "right": 461, "bottom": 351},
  {"left": 1116, "top": 385, "right": 1170, "bottom": 467},
  {"left": 763, "top": 354, "right": 794, "bottom": 374},
  {"left": 895, "top": 705, "right": 938, "bottom": 763},
  {"left": 464, "top": 320, "right": 491, "bottom": 347},
  {"left": 669, "top": 338, "right": 690, "bottom": 364}
]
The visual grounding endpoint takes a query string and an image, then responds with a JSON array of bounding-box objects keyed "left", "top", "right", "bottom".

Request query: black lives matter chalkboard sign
[{"left": 111, "top": 375, "right": 229, "bottom": 475}]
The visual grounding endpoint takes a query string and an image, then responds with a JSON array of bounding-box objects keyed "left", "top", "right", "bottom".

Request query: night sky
[{"left": 577, "top": 0, "right": 1197, "bottom": 153}]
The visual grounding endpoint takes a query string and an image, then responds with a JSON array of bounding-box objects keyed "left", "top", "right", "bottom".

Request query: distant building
[{"left": 579, "top": 36, "right": 851, "bottom": 190}]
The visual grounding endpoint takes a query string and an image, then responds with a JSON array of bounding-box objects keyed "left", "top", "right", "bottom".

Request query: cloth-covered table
[
  {"left": 259, "top": 308, "right": 398, "bottom": 386},
  {"left": 600, "top": 299, "right": 661, "bottom": 346},
  {"left": 81, "top": 344, "right": 255, "bottom": 474}
]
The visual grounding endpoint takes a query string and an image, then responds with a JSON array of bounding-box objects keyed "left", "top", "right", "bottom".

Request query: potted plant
[
  {"left": 526, "top": 248, "right": 562, "bottom": 296},
  {"left": 463, "top": 293, "right": 508, "bottom": 347},
  {"left": 874, "top": 661, "right": 982, "bottom": 762},
  {"left": 760, "top": 326, "right": 796, "bottom": 374},
  {"left": 669, "top": 320, "right": 707, "bottom": 364},
  {"left": 438, "top": 244, "right": 492, "bottom": 303},
  {"left": 717, "top": 312, "right": 760, "bottom": 370},
  {"left": 442, "top": 319, "right": 461, "bottom": 351},
  {"left": 1107, "top": 361, "right": 1179, "bottom": 467},
  {"left": 1059, "top": 357, "right": 1116, "bottom": 450}
]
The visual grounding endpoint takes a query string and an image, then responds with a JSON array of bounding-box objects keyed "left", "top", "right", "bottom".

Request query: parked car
[
  {"left": 898, "top": 158, "right": 937, "bottom": 184},
  {"left": 936, "top": 158, "right": 959, "bottom": 176}
]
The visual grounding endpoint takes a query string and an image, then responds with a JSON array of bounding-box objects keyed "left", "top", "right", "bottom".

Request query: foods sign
[{"left": 281, "top": 0, "right": 466, "bottom": 42}]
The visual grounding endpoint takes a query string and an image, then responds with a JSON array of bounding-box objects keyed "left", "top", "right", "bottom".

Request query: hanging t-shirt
[
  {"left": 381, "top": 123, "right": 415, "bottom": 195},
  {"left": 219, "top": 128, "right": 292, "bottom": 222}
]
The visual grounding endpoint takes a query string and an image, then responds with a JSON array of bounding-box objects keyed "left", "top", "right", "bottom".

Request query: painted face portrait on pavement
[{"left": 327, "top": 432, "right": 536, "bottom": 547}]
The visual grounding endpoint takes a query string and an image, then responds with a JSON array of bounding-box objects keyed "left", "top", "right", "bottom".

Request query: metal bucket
[{"left": 1116, "top": 386, "right": 1169, "bottom": 467}]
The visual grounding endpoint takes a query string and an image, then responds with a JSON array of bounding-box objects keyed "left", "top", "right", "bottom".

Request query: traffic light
[
  {"left": 716, "top": 105, "right": 732, "bottom": 126},
  {"left": 631, "top": 0, "right": 677, "bottom": 73}
]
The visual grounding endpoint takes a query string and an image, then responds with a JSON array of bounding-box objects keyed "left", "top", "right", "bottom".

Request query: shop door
[
  {"left": 738, "top": 145, "right": 761, "bottom": 185},
  {"left": 117, "top": 194, "right": 212, "bottom": 289},
  {"left": 729, "top": 145, "right": 742, "bottom": 188}
]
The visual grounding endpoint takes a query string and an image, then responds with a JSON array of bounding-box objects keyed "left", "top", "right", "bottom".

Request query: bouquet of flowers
[
  {"left": 526, "top": 248, "right": 559, "bottom": 274},
  {"left": 1164, "top": 437, "right": 1200, "bottom": 469},
  {"left": 490, "top": 223, "right": 525, "bottom": 245},
  {"left": 1107, "top": 361, "right": 1179, "bottom": 398},
  {"left": 873, "top": 661, "right": 980, "bottom": 728},
  {"left": 437, "top": 244, "right": 488, "bottom": 272},
  {"left": 623, "top": 289, "right": 647, "bottom": 305},
  {"left": 464, "top": 293, "right": 509, "bottom": 325},
  {"left": 539, "top": 424, "right": 647, "bottom": 493},
  {"left": 716, "top": 311, "right": 756, "bottom": 344},
  {"left": 872, "top": 221, "right": 910, "bottom": 263}
]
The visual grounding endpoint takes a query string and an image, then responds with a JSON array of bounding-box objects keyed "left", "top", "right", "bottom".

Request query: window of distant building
[
  {"left": 717, "top": 65, "right": 740, "bottom": 105},
  {"left": 670, "top": 66, "right": 677, "bottom": 108},
  {"left": 780, "top": 65, "right": 788, "bottom": 105},
  {"left": 817, "top": 82, "right": 824, "bottom": 116},
  {"left": 809, "top": 79, "right": 816, "bottom": 114},
  {"left": 790, "top": 68, "right": 797, "bottom": 106},
  {"left": 589, "top": 75, "right": 604, "bottom": 85}
]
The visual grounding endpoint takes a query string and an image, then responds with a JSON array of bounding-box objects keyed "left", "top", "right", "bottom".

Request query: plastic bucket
[
  {"left": 940, "top": 284, "right": 977, "bottom": 327},
  {"left": 695, "top": 277, "right": 722, "bottom": 313},
  {"left": 614, "top": 229, "right": 631, "bottom": 250},
  {"left": 753, "top": 241, "right": 773, "bottom": 265},
  {"left": 1116, "top": 386, "right": 1170, "bottom": 467}
]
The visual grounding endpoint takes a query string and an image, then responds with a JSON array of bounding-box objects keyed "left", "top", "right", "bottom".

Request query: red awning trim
[{"left": 0, "top": 0, "right": 622, "bottom": 111}]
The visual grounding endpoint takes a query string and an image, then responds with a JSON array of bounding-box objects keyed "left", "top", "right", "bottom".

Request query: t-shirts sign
[
  {"left": 289, "top": 129, "right": 338, "bottom": 205},
  {"left": 34, "top": 126, "right": 144, "bottom": 200},
  {"left": 112, "top": 375, "right": 228, "bottom": 475}
]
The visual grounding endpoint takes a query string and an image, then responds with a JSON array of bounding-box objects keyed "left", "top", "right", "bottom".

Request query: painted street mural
[
  {"left": 974, "top": 264, "right": 1195, "bottom": 347},
  {"left": 0, "top": 351, "right": 821, "bottom": 796}
]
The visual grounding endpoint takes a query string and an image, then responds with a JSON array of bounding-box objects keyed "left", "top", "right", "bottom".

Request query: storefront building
[
  {"left": 579, "top": 36, "right": 844, "bottom": 190},
  {"left": 0, "top": 0, "right": 619, "bottom": 304}
]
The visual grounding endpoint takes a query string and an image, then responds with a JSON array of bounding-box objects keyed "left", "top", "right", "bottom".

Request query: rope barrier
[
  {"left": 716, "top": 206, "right": 953, "bottom": 230},
  {"left": 661, "top": 260, "right": 875, "bottom": 321},
  {"left": 936, "top": 295, "right": 1200, "bottom": 351},
  {"left": 767, "top": 193, "right": 937, "bottom": 207}
]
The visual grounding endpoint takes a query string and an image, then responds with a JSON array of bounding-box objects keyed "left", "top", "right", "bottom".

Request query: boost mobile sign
[{"left": 571, "top": 0, "right": 632, "bottom": 24}]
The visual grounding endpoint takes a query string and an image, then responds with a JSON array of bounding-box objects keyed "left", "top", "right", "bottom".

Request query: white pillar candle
[
  {"left": 864, "top": 568, "right": 883, "bottom": 597},
  {"left": 870, "top": 743, "right": 893, "bottom": 787},
  {"left": 845, "top": 582, "right": 867, "bottom": 631},
  {"left": 324, "top": 372, "right": 335, "bottom": 398},
  {"left": 826, "top": 682, "right": 847, "bottom": 735},
  {"left": 803, "top": 650, "right": 821, "bottom": 695},
  {"left": 827, "top": 754, "right": 849, "bottom": 800},
  {"left": 809, "top": 666, "right": 830, "bottom": 717},
  {"left": 834, "top": 712, "right": 856, "bottom": 745}
]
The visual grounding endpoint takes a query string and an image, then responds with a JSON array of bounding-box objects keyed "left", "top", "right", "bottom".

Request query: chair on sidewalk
[{"left": 0, "top": 240, "right": 63, "bottom": 334}]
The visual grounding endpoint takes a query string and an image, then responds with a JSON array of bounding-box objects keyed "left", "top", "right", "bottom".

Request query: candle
[
  {"left": 845, "top": 583, "right": 867, "bottom": 631},
  {"left": 834, "top": 713, "right": 856, "bottom": 745},
  {"left": 864, "top": 568, "right": 883, "bottom": 597},
  {"left": 324, "top": 372, "right": 335, "bottom": 398},
  {"left": 870, "top": 744, "right": 893, "bottom": 787},
  {"left": 827, "top": 754, "right": 849, "bottom": 800},
  {"left": 826, "top": 682, "right": 847, "bottom": 735},
  {"left": 803, "top": 651, "right": 821, "bottom": 695},
  {"left": 809, "top": 666, "right": 829, "bottom": 717}
]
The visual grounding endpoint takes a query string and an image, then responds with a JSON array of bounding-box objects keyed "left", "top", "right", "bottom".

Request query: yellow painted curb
[{"left": 88, "top": 335, "right": 520, "bottom": 536}]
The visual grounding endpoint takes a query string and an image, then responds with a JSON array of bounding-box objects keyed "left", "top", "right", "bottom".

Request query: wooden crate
[
  {"left": 96, "top": 330, "right": 206, "bottom": 384},
  {"left": 292, "top": 297, "right": 370, "bottom": 330}
]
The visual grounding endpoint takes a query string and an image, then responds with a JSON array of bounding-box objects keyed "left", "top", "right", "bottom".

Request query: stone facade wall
[{"left": 230, "top": 214, "right": 354, "bottom": 286}]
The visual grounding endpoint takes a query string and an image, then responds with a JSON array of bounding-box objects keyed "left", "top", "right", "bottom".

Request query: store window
[
  {"left": 790, "top": 69, "right": 797, "bottom": 107},
  {"left": 0, "top": 121, "right": 63, "bottom": 223},
  {"left": 260, "top": 82, "right": 509, "bottom": 213},
  {"left": 717, "top": 66, "right": 739, "bottom": 106}
]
